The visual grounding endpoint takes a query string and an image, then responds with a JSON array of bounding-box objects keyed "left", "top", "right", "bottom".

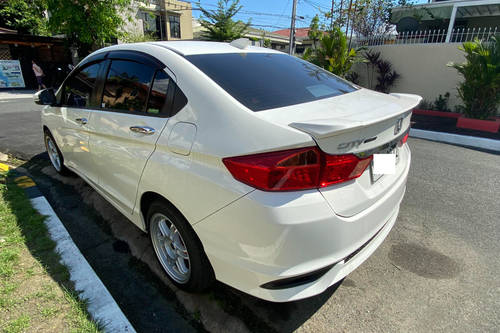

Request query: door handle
[
  {"left": 130, "top": 126, "right": 155, "bottom": 135},
  {"left": 75, "top": 117, "right": 88, "bottom": 125}
]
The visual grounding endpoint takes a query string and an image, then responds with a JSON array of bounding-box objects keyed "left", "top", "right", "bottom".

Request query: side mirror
[{"left": 34, "top": 88, "right": 56, "bottom": 106}]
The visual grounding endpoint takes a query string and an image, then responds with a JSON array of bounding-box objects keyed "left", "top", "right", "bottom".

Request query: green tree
[
  {"left": 121, "top": 31, "right": 158, "bottom": 43},
  {"left": 350, "top": 0, "right": 394, "bottom": 37},
  {"left": 45, "top": 0, "right": 131, "bottom": 53},
  {"left": 198, "top": 0, "right": 249, "bottom": 42},
  {"left": 307, "top": 15, "right": 322, "bottom": 49},
  {"left": 0, "top": 0, "right": 48, "bottom": 35},
  {"left": 449, "top": 37, "right": 500, "bottom": 119},
  {"left": 303, "top": 27, "right": 362, "bottom": 77}
]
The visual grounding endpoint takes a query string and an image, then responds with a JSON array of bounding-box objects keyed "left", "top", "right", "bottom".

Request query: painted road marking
[
  {"left": 14, "top": 176, "right": 36, "bottom": 188},
  {"left": 0, "top": 163, "right": 9, "bottom": 172},
  {"left": 30, "top": 195, "right": 136, "bottom": 332}
]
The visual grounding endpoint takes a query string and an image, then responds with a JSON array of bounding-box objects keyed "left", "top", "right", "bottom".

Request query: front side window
[
  {"left": 147, "top": 70, "right": 170, "bottom": 114},
  {"left": 101, "top": 60, "right": 155, "bottom": 113},
  {"left": 169, "top": 15, "right": 180, "bottom": 38},
  {"left": 64, "top": 62, "right": 101, "bottom": 107},
  {"left": 186, "top": 53, "right": 358, "bottom": 111}
]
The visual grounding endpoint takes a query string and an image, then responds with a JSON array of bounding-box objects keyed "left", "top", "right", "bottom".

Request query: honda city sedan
[{"left": 36, "top": 40, "right": 421, "bottom": 302}]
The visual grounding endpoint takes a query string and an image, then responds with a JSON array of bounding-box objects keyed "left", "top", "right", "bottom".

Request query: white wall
[{"left": 352, "top": 43, "right": 466, "bottom": 109}]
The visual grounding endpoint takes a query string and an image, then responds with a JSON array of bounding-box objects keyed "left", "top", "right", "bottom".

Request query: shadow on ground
[
  {"left": 16, "top": 153, "right": 339, "bottom": 333},
  {"left": 12, "top": 154, "right": 202, "bottom": 333}
]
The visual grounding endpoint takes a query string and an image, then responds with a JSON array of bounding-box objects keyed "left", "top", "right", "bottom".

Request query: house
[
  {"left": 122, "top": 0, "right": 193, "bottom": 41},
  {"left": 391, "top": 0, "right": 500, "bottom": 42},
  {"left": 243, "top": 27, "right": 292, "bottom": 51},
  {"left": 0, "top": 32, "right": 70, "bottom": 88},
  {"left": 192, "top": 20, "right": 292, "bottom": 50},
  {"left": 272, "top": 27, "right": 312, "bottom": 54}
]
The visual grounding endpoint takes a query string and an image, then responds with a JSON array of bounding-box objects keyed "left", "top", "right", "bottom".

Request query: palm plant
[
  {"left": 375, "top": 60, "right": 400, "bottom": 93},
  {"left": 449, "top": 37, "right": 500, "bottom": 119},
  {"left": 303, "top": 27, "right": 362, "bottom": 78},
  {"left": 362, "top": 50, "right": 399, "bottom": 93}
]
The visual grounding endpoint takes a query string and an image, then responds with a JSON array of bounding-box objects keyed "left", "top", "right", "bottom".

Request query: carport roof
[{"left": 391, "top": 0, "right": 500, "bottom": 23}]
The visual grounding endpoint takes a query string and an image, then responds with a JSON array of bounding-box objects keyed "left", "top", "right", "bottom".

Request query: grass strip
[{"left": 0, "top": 169, "right": 102, "bottom": 333}]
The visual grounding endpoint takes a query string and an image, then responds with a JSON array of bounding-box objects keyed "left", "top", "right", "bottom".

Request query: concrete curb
[
  {"left": 2, "top": 163, "right": 136, "bottom": 333},
  {"left": 410, "top": 128, "right": 500, "bottom": 152}
]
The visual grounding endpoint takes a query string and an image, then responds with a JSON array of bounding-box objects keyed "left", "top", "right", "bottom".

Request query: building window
[
  {"left": 169, "top": 15, "right": 180, "bottom": 38},
  {"left": 142, "top": 12, "right": 162, "bottom": 39}
]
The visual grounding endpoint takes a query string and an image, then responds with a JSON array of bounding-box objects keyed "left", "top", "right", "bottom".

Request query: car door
[
  {"left": 57, "top": 60, "right": 104, "bottom": 183},
  {"left": 88, "top": 56, "right": 173, "bottom": 214}
]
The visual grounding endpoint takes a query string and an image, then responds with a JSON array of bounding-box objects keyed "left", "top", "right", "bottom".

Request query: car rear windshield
[{"left": 186, "top": 53, "right": 358, "bottom": 111}]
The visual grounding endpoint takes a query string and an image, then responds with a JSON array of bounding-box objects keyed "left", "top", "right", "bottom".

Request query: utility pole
[
  {"left": 288, "top": 0, "right": 298, "bottom": 55},
  {"left": 330, "top": 0, "right": 335, "bottom": 29},
  {"left": 345, "top": 0, "right": 353, "bottom": 38}
]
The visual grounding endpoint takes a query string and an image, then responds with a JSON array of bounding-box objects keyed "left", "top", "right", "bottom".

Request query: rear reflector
[
  {"left": 223, "top": 147, "right": 372, "bottom": 191},
  {"left": 261, "top": 263, "right": 337, "bottom": 290},
  {"left": 399, "top": 132, "right": 409, "bottom": 146}
]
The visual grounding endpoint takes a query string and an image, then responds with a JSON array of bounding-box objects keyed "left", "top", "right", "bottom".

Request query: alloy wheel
[
  {"left": 46, "top": 136, "right": 61, "bottom": 172},
  {"left": 150, "top": 213, "right": 191, "bottom": 284}
]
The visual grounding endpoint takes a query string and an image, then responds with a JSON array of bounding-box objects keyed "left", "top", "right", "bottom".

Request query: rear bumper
[{"left": 194, "top": 146, "right": 410, "bottom": 302}]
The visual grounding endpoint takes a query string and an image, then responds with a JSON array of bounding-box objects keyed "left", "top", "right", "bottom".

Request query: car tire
[
  {"left": 44, "top": 130, "right": 70, "bottom": 175},
  {"left": 148, "top": 200, "right": 215, "bottom": 292}
]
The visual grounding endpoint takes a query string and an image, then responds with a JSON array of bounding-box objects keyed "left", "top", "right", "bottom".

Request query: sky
[{"left": 190, "top": 0, "right": 428, "bottom": 32}]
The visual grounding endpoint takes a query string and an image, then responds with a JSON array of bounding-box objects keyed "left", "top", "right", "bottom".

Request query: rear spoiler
[{"left": 289, "top": 93, "right": 422, "bottom": 140}]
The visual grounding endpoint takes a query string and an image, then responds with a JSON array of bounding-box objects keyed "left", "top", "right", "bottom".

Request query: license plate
[{"left": 370, "top": 148, "right": 400, "bottom": 183}]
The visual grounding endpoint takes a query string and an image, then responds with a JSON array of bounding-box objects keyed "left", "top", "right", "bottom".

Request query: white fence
[{"left": 353, "top": 26, "right": 499, "bottom": 47}]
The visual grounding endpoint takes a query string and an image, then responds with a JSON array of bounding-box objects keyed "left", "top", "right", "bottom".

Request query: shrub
[
  {"left": 346, "top": 71, "right": 360, "bottom": 84},
  {"left": 433, "top": 92, "right": 451, "bottom": 112},
  {"left": 419, "top": 99, "right": 434, "bottom": 110},
  {"left": 448, "top": 37, "right": 500, "bottom": 119},
  {"left": 417, "top": 93, "right": 451, "bottom": 111},
  {"left": 303, "top": 27, "right": 363, "bottom": 77},
  {"left": 364, "top": 50, "right": 400, "bottom": 93}
]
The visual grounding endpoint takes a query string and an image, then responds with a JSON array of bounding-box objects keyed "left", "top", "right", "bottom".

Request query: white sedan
[{"left": 36, "top": 40, "right": 421, "bottom": 302}]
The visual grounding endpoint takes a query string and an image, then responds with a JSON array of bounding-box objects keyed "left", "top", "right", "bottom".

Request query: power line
[
  {"left": 301, "top": 0, "right": 330, "bottom": 11},
  {"left": 274, "top": 0, "right": 292, "bottom": 27},
  {"left": 249, "top": 24, "right": 293, "bottom": 30},
  {"left": 166, "top": 1, "right": 309, "bottom": 28}
]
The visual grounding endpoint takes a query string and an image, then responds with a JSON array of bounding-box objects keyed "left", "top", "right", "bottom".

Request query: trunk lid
[
  {"left": 255, "top": 89, "right": 421, "bottom": 216},
  {"left": 256, "top": 89, "right": 421, "bottom": 155}
]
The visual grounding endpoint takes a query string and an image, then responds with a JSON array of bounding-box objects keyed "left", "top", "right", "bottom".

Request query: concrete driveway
[{"left": 12, "top": 138, "right": 499, "bottom": 333}]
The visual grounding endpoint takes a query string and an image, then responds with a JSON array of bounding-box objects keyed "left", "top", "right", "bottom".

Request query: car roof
[
  {"left": 147, "top": 40, "right": 283, "bottom": 56},
  {"left": 83, "top": 41, "right": 284, "bottom": 69}
]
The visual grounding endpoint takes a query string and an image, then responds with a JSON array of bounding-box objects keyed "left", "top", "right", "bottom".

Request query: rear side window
[
  {"left": 186, "top": 53, "right": 357, "bottom": 111},
  {"left": 147, "top": 70, "right": 170, "bottom": 115},
  {"left": 64, "top": 62, "right": 102, "bottom": 107},
  {"left": 102, "top": 60, "right": 155, "bottom": 112}
]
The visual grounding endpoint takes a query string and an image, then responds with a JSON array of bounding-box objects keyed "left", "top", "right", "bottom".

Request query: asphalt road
[
  {"left": 1, "top": 98, "right": 499, "bottom": 332},
  {"left": 0, "top": 98, "right": 44, "bottom": 159}
]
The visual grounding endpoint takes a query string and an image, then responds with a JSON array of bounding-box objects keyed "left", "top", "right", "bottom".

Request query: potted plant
[
  {"left": 449, "top": 37, "right": 500, "bottom": 133},
  {"left": 413, "top": 93, "right": 463, "bottom": 119}
]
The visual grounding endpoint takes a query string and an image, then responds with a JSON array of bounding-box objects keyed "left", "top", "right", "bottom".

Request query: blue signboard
[{"left": 0, "top": 60, "right": 26, "bottom": 88}]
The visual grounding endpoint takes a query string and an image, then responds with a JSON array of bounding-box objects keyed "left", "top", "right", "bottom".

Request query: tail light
[
  {"left": 223, "top": 147, "right": 372, "bottom": 192},
  {"left": 399, "top": 132, "right": 409, "bottom": 146}
]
